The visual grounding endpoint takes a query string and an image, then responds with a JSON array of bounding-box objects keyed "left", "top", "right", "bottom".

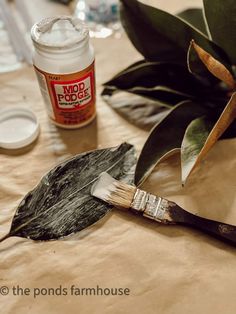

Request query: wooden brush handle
[
  {"left": 168, "top": 204, "right": 236, "bottom": 245},
  {"left": 132, "top": 190, "right": 236, "bottom": 245}
]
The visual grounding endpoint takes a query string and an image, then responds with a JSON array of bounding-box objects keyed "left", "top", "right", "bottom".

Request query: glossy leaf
[
  {"left": 203, "top": 0, "right": 236, "bottom": 65},
  {"left": 181, "top": 93, "right": 236, "bottom": 184},
  {"left": 103, "top": 90, "right": 170, "bottom": 130},
  {"left": 181, "top": 116, "right": 215, "bottom": 184},
  {"left": 190, "top": 40, "right": 235, "bottom": 89},
  {"left": 128, "top": 86, "right": 193, "bottom": 103},
  {"left": 103, "top": 61, "right": 228, "bottom": 107},
  {"left": 104, "top": 61, "right": 210, "bottom": 97},
  {"left": 120, "top": 1, "right": 183, "bottom": 63},
  {"left": 188, "top": 41, "right": 220, "bottom": 85},
  {"left": 1, "top": 143, "right": 136, "bottom": 242},
  {"left": 120, "top": 0, "right": 230, "bottom": 67},
  {"left": 111, "top": 59, "right": 147, "bottom": 79},
  {"left": 103, "top": 85, "right": 192, "bottom": 105},
  {"left": 134, "top": 101, "right": 208, "bottom": 186},
  {"left": 177, "top": 8, "right": 208, "bottom": 36}
]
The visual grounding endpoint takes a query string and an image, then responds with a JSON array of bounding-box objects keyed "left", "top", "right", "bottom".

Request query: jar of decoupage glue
[{"left": 31, "top": 16, "right": 96, "bottom": 128}]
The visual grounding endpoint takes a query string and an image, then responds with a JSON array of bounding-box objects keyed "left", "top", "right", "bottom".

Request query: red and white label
[
  {"left": 52, "top": 73, "right": 93, "bottom": 110},
  {"left": 34, "top": 62, "right": 96, "bottom": 127}
]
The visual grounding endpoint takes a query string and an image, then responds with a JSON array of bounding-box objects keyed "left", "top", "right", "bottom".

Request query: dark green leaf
[
  {"left": 181, "top": 93, "right": 236, "bottom": 184},
  {"left": 222, "top": 120, "right": 236, "bottom": 139},
  {"left": 1, "top": 143, "right": 136, "bottom": 242},
  {"left": 203, "top": 0, "right": 236, "bottom": 65},
  {"left": 177, "top": 8, "right": 208, "bottom": 36},
  {"left": 120, "top": 0, "right": 230, "bottom": 67},
  {"left": 120, "top": 1, "right": 183, "bottom": 63},
  {"left": 104, "top": 62, "right": 210, "bottom": 96},
  {"left": 103, "top": 61, "right": 226, "bottom": 106},
  {"left": 103, "top": 90, "right": 170, "bottom": 130},
  {"left": 125, "top": 86, "right": 193, "bottom": 103},
  {"left": 103, "top": 85, "right": 190, "bottom": 106},
  {"left": 134, "top": 101, "right": 208, "bottom": 186},
  {"left": 111, "top": 59, "right": 147, "bottom": 79}
]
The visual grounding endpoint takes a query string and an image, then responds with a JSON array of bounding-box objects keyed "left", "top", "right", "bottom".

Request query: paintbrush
[{"left": 91, "top": 172, "right": 236, "bottom": 245}]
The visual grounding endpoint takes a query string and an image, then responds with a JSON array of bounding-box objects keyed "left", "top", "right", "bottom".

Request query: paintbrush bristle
[{"left": 91, "top": 172, "right": 136, "bottom": 209}]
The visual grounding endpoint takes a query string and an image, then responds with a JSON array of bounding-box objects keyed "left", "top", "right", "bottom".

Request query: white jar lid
[
  {"left": 31, "top": 16, "right": 89, "bottom": 49},
  {"left": 0, "top": 106, "right": 40, "bottom": 149}
]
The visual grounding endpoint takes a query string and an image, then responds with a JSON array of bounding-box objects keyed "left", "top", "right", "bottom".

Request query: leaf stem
[{"left": 0, "top": 233, "right": 10, "bottom": 243}]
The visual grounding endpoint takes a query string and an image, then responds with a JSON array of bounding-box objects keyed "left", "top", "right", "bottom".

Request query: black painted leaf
[
  {"left": 103, "top": 90, "right": 170, "bottom": 130},
  {"left": 2, "top": 143, "right": 136, "bottom": 242},
  {"left": 120, "top": 0, "right": 230, "bottom": 67},
  {"left": 177, "top": 8, "right": 208, "bottom": 36},
  {"left": 134, "top": 101, "right": 209, "bottom": 186}
]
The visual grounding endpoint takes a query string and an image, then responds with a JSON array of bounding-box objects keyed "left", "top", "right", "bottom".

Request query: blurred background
[{"left": 0, "top": 0, "right": 201, "bottom": 73}]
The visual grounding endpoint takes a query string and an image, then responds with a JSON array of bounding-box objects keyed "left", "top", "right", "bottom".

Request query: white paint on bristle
[
  {"left": 91, "top": 172, "right": 136, "bottom": 209},
  {"left": 91, "top": 172, "right": 117, "bottom": 202}
]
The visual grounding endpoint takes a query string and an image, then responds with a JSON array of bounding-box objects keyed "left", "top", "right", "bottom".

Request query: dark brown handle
[{"left": 168, "top": 204, "right": 236, "bottom": 246}]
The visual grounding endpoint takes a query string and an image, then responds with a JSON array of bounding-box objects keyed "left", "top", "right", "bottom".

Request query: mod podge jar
[{"left": 31, "top": 16, "right": 96, "bottom": 128}]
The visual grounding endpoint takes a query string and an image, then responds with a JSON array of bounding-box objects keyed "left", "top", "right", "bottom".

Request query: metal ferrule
[
  {"left": 131, "top": 189, "right": 169, "bottom": 223},
  {"left": 130, "top": 189, "right": 148, "bottom": 212}
]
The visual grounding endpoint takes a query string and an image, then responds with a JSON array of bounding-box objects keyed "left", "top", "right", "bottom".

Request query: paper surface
[{"left": 1, "top": 1, "right": 236, "bottom": 313}]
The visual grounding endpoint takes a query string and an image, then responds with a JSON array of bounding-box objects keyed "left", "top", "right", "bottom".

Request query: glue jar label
[
  {"left": 31, "top": 16, "right": 96, "bottom": 129},
  {"left": 34, "top": 62, "right": 96, "bottom": 127}
]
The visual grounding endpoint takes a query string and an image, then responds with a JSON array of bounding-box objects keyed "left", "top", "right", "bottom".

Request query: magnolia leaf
[
  {"left": 103, "top": 85, "right": 191, "bottom": 106},
  {"left": 120, "top": 0, "right": 183, "bottom": 63},
  {"left": 122, "top": 86, "right": 192, "bottom": 103},
  {"left": 190, "top": 40, "right": 235, "bottom": 90},
  {"left": 188, "top": 41, "right": 220, "bottom": 86},
  {"left": 134, "top": 101, "right": 208, "bottom": 186},
  {"left": 104, "top": 61, "right": 210, "bottom": 97},
  {"left": 120, "top": 0, "right": 230, "bottom": 67},
  {"left": 111, "top": 59, "right": 147, "bottom": 79},
  {"left": 222, "top": 120, "right": 236, "bottom": 139},
  {"left": 0, "top": 143, "right": 136, "bottom": 242},
  {"left": 181, "top": 93, "right": 236, "bottom": 184},
  {"left": 177, "top": 8, "right": 208, "bottom": 36},
  {"left": 181, "top": 116, "right": 215, "bottom": 184},
  {"left": 103, "top": 90, "right": 170, "bottom": 130},
  {"left": 203, "top": 0, "right": 236, "bottom": 65}
]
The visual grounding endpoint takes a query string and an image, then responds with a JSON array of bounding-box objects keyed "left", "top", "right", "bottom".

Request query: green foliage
[
  {"left": 103, "top": 0, "right": 236, "bottom": 185},
  {"left": 203, "top": 0, "right": 236, "bottom": 65}
]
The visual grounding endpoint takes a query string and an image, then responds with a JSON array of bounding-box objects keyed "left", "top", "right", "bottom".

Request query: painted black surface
[{"left": 7, "top": 143, "right": 136, "bottom": 241}]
